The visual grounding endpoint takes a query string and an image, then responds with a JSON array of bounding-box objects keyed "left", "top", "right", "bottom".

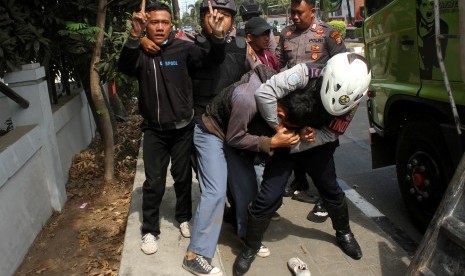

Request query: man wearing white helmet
[
  {"left": 277, "top": 0, "right": 346, "bottom": 216},
  {"left": 233, "top": 52, "right": 371, "bottom": 275}
]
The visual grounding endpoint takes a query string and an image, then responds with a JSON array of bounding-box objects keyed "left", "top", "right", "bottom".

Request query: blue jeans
[{"left": 188, "top": 124, "right": 228, "bottom": 258}]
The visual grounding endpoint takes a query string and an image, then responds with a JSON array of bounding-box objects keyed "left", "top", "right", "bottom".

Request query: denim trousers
[{"left": 188, "top": 124, "right": 228, "bottom": 258}]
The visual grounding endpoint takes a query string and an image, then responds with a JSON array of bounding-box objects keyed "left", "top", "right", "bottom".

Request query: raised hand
[
  {"left": 207, "top": 1, "right": 225, "bottom": 38},
  {"left": 130, "top": 0, "right": 148, "bottom": 37}
]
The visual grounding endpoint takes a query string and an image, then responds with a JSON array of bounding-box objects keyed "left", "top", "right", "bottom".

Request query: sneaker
[
  {"left": 140, "top": 233, "right": 158, "bottom": 255},
  {"left": 292, "top": 191, "right": 319, "bottom": 204},
  {"left": 271, "top": 212, "right": 281, "bottom": 221},
  {"left": 256, "top": 244, "right": 271, "bottom": 258},
  {"left": 283, "top": 179, "right": 307, "bottom": 197},
  {"left": 287, "top": 257, "right": 311, "bottom": 276},
  {"left": 180, "top": 221, "right": 191, "bottom": 238},
  {"left": 182, "top": 255, "right": 223, "bottom": 276},
  {"left": 283, "top": 186, "right": 296, "bottom": 197},
  {"left": 306, "top": 202, "right": 329, "bottom": 223}
]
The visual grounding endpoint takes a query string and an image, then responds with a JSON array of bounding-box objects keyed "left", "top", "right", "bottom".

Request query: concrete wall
[{"left": 0, "top": 64, "right": 96, "bottom": 276}]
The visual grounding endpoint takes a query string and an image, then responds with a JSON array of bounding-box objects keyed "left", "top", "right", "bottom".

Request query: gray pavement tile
[{"left": 120, "top": 143, "right": 412, "bottom": 275}]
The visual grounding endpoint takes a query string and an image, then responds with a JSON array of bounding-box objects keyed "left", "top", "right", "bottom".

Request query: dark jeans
[
  {"left": 292, "top": 165, "right": 310, "bottom": 190},
  {"left": 141, "top": 122, "right": 194, "bottom": 236},
  {"left": 250, "top": 142, "right": 344, "bottom": 218},
  {"left": 296, "top": 142, "right": 344, "bottom": 206}
]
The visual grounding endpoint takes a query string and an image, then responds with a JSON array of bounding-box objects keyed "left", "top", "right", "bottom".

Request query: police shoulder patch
[
  {"left": 329, "top": 30, "right": 343, "bottom": 45},
  {"left": 329, "top": 30, "right": 340, "bottom": 38},
  {"left": 287, "top": 73, "right": 301, "bottom": 86}
]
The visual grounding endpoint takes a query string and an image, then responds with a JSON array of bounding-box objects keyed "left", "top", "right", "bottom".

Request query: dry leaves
[{"left": 14, "top": 113, "right": 142, "bottom": 276}]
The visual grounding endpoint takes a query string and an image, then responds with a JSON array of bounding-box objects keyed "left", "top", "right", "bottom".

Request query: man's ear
[
  {"left": 246, "top": 33, "right": 253, "bottom": 42},
  {"left": 277, "top": 106, "right": 286, "bottom": 119}
]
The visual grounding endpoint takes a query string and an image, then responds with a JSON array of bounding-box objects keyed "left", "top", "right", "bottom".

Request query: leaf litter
[{"left": 14, "top": 113, "right": 142, "bottom": 276}]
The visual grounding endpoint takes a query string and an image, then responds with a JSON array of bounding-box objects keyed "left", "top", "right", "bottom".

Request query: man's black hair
[
  {"left": 278, "top": 89, "right": 315, "bottom": 128},
  {"left": 278, "top": 77, "right": 332, "bottom": 128},
  {"left": 290, "top": 0, "right": 315, "bottom": 7},
  {"left": 146, "top": 1, "right": 172, "bottom": 15}
]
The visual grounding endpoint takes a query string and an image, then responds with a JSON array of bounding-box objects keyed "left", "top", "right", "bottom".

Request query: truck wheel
[{"left": 396, "top": 118, "right": 452, "bottom": 231}]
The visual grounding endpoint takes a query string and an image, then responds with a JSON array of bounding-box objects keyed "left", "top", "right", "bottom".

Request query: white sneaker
[
  {"left": 256, "top": 244, "right": 271, "bottom": 258},
  {"left": 140, "top": 233, "right": 158, "bottom": 255},
  {"left": 180, "top": 221, "right": 191, "bottom": 238},
  {"left": 287, "top": 257, "right": 311, "bottom": 276}
]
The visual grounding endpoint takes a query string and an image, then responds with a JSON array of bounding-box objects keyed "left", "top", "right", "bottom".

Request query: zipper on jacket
[{"left": 152, "top": 59, "right": 162, "bottom": 130}]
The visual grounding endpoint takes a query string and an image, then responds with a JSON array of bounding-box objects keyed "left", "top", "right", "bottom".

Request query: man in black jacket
[{"left": 118, "top": 1, "right": 226, "bottom": 256}]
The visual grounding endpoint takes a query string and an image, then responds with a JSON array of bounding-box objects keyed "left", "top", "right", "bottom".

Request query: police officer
[
  {"left": 233, "top": 53, "right": 370, "bottom": 276},
  {"left": 276, "top": 0, "right": 346, "bottom": 218},
  {"left": 276, "top": 0, "right": 346, "bottom": 69}
]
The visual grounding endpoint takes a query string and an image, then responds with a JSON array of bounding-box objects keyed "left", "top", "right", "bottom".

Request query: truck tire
[{"left": 396, "top": 117, "right": 452, "bottom": 231}]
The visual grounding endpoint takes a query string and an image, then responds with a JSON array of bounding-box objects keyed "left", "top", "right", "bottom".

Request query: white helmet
[{"left": 320, "top": 52, "right": 371, "bottom": 116}]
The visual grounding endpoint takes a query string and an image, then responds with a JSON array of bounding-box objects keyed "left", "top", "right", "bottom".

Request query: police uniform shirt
[{"left": 275, "top": 19, "right": 347, "bottom": 69}]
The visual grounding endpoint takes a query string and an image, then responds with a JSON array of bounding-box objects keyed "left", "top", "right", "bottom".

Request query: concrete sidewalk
[{"left": 119, "top": 145, "right": 412, "bottom": 276}]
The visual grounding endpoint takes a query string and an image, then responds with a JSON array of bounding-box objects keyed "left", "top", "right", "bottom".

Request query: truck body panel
[{"left": 362, "top": 0, "right": 464, "bottom": 229}]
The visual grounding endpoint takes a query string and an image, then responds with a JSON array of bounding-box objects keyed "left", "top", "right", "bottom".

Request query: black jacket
[
  {"left": 191, "top": 34, "right": 248, "bottom": 120},
  {"left": 118, "top": 32, "right": 225, "bottom": 130}
]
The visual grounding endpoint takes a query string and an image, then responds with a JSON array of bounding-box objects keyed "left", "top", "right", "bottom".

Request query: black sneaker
[
  {"left": 283, "top": 186, "right": 297, "bottom": 197},
  {"left": 283, "top": 179, "right": 308, "bottom": 197},
  {"left": 306, "top": 202, "right": 329, "bottom": 223},
  {"left": 292, "top": 191, "right": 319, "bottom": 204},
  {"left": 271, "top": 212, "right": 281, "bottom": 221},
  {"left": 183, "top": 255, "right": 223, "bottom": 276}
]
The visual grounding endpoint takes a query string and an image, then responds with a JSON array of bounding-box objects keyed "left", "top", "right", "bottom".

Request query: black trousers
[
  {"left": 250, "top": 142, "right": 344, "bottom": 218},
  {"left": 141, "top": 121, "right": 194, "bottom": 236}
]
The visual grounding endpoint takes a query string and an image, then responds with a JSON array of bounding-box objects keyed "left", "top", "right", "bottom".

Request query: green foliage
[
  {"left": 0, "top": 1, "right": 50, "bottom": 77},
  {"left": 328, "top": 20, "right": 347, "bottom": 39},
  {"left": 94, "top": 16, "right": 138, "bottom": 102},
  {"left": 59, "top": 21, "right": 102, "bottom": 44},
  {"left": 0, "top": 0, "right": 139, "bottom": 108}
]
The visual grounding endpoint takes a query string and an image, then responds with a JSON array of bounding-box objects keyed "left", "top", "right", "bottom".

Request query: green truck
[{"left": 360, "top": 0, "right": 463, "bottom": 230}]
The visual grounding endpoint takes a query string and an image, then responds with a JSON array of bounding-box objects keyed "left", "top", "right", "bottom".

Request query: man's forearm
[
  {"left": 255, "top": 63, "right": 310, "bottom": 128},
  {"left": 118, "top": 38, "right": 140, "bottom": 76},
  {"left": 206, "top": 35, "right": 226, "bottom": 64}
]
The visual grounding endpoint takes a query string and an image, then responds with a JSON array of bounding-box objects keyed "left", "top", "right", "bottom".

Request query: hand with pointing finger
[
  {"left": 207, "top": 1, "right": 226, "bottom": 38},
  {"left": 130, "top": 0, "right": 148, "bottom": 38}
]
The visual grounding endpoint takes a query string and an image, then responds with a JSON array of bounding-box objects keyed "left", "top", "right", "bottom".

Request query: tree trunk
[
  {"left": 345, "top": 0, "right": 353, "bottom": 26},
  {"left": 172, "top": 0, "right": 181, "bottom": 30},
  {"left": 90, "top": 0, "right": 114, "bottom": 182},
  {"left": 108, "top": 81, "right": 127, "bottom": 119}
]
